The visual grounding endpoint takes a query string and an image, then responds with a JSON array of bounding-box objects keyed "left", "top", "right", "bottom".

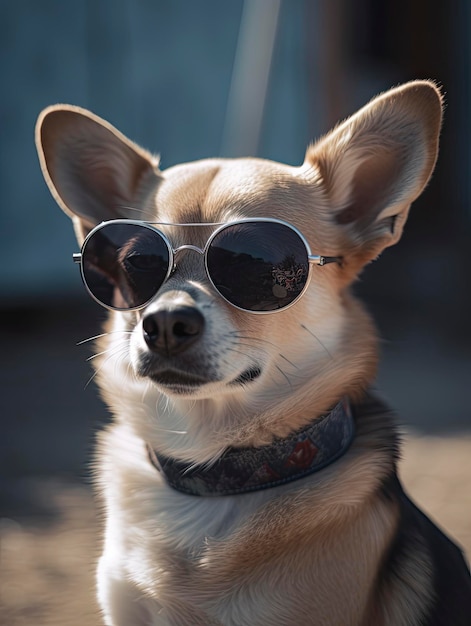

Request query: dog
[{"left": 36, "top": 81, "right": 471, "bottom": 625}]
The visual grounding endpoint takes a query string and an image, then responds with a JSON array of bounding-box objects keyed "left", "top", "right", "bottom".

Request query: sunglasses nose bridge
[
  {"left": 173, "top": 244, "right": 205, "bottom": 257},
  {"left": 169, "top": 244, "right": 207, "bottom": 278}
]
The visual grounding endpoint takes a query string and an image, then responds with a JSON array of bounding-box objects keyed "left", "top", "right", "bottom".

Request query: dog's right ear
[
  {"left": 303, "top": 81, "right": 443, "bottom": 269},
  {"left": 36, "top": 105, "right": 162, "bottom": 244}
]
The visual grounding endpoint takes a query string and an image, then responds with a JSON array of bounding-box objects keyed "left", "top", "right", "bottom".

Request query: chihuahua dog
[{"left": 36, "top": 81, "right": 471, "bottom": 625}]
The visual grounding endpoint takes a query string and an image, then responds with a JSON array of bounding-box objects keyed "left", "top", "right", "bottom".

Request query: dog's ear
[
  {"left": 304, "top": 81, "right": 443, "bottom": 265},
  {"left": 36, "top": 105, "right": 161, "bottom": 244}
]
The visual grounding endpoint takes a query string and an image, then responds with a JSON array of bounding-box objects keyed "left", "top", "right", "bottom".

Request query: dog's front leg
[
  {"left": 97, "top": 557, "right": 216, "bottom": 626},
  {"left": 97, "top": 556, "right": 159, "bottom": 626}
]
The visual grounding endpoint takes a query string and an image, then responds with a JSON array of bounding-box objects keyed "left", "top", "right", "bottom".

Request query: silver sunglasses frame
[{"left": 73, "top": 218, "right": 341, "bottom": 314}]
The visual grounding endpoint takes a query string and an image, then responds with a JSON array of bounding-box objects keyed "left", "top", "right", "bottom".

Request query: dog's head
[{"left": 36, "top": 81, "right": 442, "bottom": 461}]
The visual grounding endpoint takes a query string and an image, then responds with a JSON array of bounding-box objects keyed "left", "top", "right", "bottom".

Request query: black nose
[{"left": 142, "top": 306, "right": 205, "bottom": 356}]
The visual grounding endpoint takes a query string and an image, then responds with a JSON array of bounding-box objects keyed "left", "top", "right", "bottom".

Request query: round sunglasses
[{"left": 72, "top": 218, "right": 341, "bottom": 314}]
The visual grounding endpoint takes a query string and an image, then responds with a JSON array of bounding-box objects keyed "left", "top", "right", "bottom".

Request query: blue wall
[{"left": 0, "top": 0, "right": 322, "bottom": 300}]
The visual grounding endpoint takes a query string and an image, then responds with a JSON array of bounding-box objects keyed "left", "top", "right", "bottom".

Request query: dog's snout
[{"left": 142, "top": 306, "right": 205, "bottom": 356}]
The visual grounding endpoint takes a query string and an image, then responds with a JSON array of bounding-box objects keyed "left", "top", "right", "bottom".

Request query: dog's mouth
[
  {"left": 148, "top": 369, "right": 213, "bottom": 391},
  {"left": 144, "top": 366, "right": 262, "bottom": 393},
  {"left": 231, "top": 366, "right": 262, "bottom": 386}
]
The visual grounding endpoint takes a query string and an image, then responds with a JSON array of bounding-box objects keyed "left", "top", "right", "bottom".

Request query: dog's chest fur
[{"left": 96, "top": 409, "right": 400, "bottom": 626}]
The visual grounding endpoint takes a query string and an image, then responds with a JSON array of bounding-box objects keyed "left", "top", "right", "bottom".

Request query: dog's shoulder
[
  {"left": 351, "top": 392, "right": 401, "bottom": 456},
  {"left": 356, "top": 397, "right": 471, "bottom": 624},
  {"left": 353, "top": 393, "right": 471, "bottom": 624},
  {"left": 386, "top": 477, "right": 471, "bottom": 625}
]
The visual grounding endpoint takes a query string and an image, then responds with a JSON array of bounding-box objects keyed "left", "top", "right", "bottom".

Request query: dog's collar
[{"left": 147, "top": 399, "right": 354, "bottom": 497}]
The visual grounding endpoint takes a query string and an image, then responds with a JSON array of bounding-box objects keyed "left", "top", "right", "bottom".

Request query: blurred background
[{"left": 1, "top": 1, "right": 470, "bottom": 624}]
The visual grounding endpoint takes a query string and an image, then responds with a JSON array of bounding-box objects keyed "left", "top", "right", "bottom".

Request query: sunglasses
[{"left": 72, "top": 218, "right": 341, "bottom": 314}]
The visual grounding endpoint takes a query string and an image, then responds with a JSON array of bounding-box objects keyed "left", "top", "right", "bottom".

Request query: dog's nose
[{"left": 142, "top": 306, "right": 205, "bottom": 356}]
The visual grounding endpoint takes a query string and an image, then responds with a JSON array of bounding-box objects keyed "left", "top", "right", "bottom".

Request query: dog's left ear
[
  {"left": 305, "top": 80, "right": 443, "bottom": 264},
  {"left": 35, "top": 105, "right": 161, "bottom": 245}
]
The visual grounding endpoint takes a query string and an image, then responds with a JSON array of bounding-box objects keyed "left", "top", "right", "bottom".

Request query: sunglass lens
[
  {"left": 207, "top": 222, "right": 310, "bottom": 311},
  {"left": 82, "top": 223, "right": 170, "bottom": 310}
]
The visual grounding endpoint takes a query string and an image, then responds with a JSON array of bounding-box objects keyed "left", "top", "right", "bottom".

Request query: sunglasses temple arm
[
  {"left": 308, "top": 255, "right": 343, "bottom": 266},
  {"left": 72, "top": 251, "right": 341, "bottom": 266}
]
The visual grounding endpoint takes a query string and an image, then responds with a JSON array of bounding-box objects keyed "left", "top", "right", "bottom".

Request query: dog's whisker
[
  {"left": 274, "top": 364, "right": 294, "bottom": 388},
  {"left": 141, "top": 378, "right": 151, "bottom": 405},
  {"left": 118, "top": 204, "right": 157, "bottom": 221},
  {"left": 84, "top": 344, "right": 129, "bottom": 389},
  {"left": 153, "top": 406, "right": 193, "bottom": 438},
  {"left": 84, "top": 367, "right": 100, "bottom": 390},
  {"left": 179, "top": 399, "right": 198, "bottom": 423},
  {"left": 232, "top": 341, "right": 268, "bottom": 357},
  {"left": 156, "top": 392, "right": 172, "bottom": 416},
  {"left": 278, "top": 354, "right": 299, "bottom": 369},
  {"left": 77, "top": 330, "right": 133, "bottom": 346},
  {"left": 87, "top": 339, "right": 131, "bottom": 362},
  {"left": 126, "top": 360, "right": 138, "bottom": 382},
  {"left": 226, "top": 346, "right": 252, "bottom": 357},
  {"left": 87, "top": 349, "right": 118, "bottom": 362},
  {"left": 77, "top": 333, "right": 109, "bottom": 346},
  {"left": 300, "top": 324, "right": 333, "bottom": 360},
  {"left": 226, "top": 347, "right": 257, "bottom": 363},
  {"left": 228, "top": 332, "right": 283, "bottom": 351},
  {"left": 84, "top": 368, "right": 99, "bottom": 390}
]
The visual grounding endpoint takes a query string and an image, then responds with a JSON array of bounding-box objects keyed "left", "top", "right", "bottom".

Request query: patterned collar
[{"left": 147, "top": 398, "right": 354, "bottom": 497}]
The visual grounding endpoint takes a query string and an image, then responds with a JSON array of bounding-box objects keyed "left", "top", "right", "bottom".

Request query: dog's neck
[{"left": 147, "top": 399, "right": 354, "bottom": 496}]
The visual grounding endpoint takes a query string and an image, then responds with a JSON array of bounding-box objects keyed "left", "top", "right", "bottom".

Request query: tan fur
[{"left": 36, "top": 81, "right": 449, "bottom": 625}]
